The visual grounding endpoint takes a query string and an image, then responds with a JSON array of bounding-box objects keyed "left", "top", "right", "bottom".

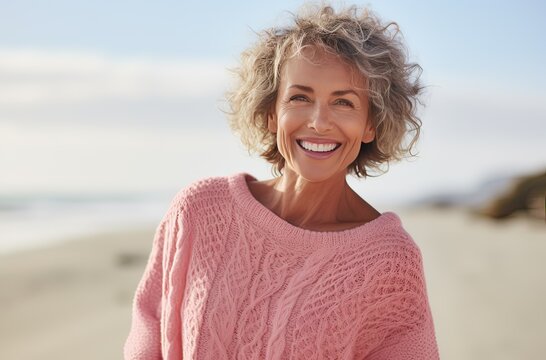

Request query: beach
[
  {"left": 0, "top": 227, "right": 154, "bottom": 360},
  {"left": 0, "top": 207, "right": 544, "bottom": 360},
  {"left": 2, "top": 2, "right": 545, "bottom": 359}
]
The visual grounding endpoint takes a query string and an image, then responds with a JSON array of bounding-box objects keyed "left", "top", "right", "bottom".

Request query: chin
[{"left": 288, "top": 164, "right": 345, "bottom": 183}]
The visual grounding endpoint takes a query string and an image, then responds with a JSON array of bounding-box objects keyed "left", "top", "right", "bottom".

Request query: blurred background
[{"left": 0, "top": 0, "right": 544, "bottom": 359}]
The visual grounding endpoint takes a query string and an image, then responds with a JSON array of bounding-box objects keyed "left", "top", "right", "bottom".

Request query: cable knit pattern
[{"left": 124, "top": 173, "right": 440, "bottom": 359}]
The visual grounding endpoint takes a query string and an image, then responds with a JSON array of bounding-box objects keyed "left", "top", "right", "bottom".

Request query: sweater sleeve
[
  {"left": 365, "top": 313, "right": 439, "bottom": 360},
  {"left": 124, "top": 192, "right": 193, "bottom": 360},
  {"left": 365, "top": 242, "right": 440, "bottom": 360}
]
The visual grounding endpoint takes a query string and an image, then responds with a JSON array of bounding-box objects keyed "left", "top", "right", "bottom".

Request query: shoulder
[
  {"left": 164, "top": 174, "right": 234, "bottom": 219},
  {"left": 362, "top": 215, "right": 431, "bottom": 311},
  {"left": 370, "top": 212, "right": 426, "bottom": 273},
  {"left": 178, "top": 175, "right": 230, "bottom": 199},
  {"left": 378, "top": 212, "right": 421, "bottom": 248}
]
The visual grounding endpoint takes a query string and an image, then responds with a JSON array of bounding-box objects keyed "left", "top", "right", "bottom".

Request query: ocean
[{"left": 0, "top": 192, "right": 170, "bottom": 254}]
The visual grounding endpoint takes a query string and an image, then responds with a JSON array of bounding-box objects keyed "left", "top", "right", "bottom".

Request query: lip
[
  {"left": 296, "top": 137, "right": 341, "bottom": 145},
  {"left": 296, "top": 139, "right": 341, "bottom": 159}
]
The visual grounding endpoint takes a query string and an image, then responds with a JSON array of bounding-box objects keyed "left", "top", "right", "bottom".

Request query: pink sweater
[{"left": 124, "top": 173, "right": 440, "bottom": 359}]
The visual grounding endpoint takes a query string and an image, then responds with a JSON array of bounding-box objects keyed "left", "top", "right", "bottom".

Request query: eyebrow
[{"left": 288, "top": 84, "right": 360, "bottom": 97}]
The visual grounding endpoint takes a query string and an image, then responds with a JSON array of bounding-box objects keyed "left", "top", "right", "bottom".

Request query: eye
[
  {"left": 334, "top": 98, "right": 354, "bottom": 107},
  {"left": 289, "top": 95, "right": 309, "bottom": 102}
]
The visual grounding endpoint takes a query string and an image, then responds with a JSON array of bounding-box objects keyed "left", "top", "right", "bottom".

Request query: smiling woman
[
  {"left": 124, "top": 3, "right": 440, "bottom": 359},
  {"left": 269, "top": 48, "right": 375, "bottom": 184},
  {"left": 228, "top": 5, "right": 423, "bottom": 180}
]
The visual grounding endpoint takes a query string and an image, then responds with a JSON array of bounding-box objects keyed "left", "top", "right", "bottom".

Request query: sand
[
  {"left": 0, "top": 207, "right": 544, "bottom": 359},
  {"left": 0, "top": 227, "right": 155, "bottom": 360},
  {"left": 401, "top": 207, "right": 546, "bottom": 359}
]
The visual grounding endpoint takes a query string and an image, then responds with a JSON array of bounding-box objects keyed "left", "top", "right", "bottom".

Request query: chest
[{"left": 179, "top": 220, "right": 387, "bottom": 359}]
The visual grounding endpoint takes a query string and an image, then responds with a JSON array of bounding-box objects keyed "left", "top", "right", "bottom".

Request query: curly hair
[{"left": 226, "top": 3, "right": 424, "bottom": 177}]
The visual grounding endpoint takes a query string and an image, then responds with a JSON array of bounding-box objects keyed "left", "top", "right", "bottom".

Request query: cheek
[
  {"left": 343, "top": 121, "right": 368, "bottom": 144},
  {"left": 276, "top": 127, "right": 293, "bottom": 158},
  {"left": 275, "top": 115, "right": 301, "bottom": 160},
  {"left": 277, "top": 114, "right": 299, "bottom": 139}
]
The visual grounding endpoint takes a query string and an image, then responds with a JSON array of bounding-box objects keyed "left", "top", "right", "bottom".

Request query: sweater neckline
[{"left": 228, "top": 172, "right": 402, "bottom": 248}]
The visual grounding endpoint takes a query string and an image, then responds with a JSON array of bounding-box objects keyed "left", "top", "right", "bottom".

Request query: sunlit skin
[{"left": 248, "top": 47, "right": 380, "bottom": 231}]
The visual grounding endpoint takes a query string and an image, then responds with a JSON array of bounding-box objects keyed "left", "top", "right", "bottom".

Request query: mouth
[{"left": 296, "top": 139, "right": 342, "bottom": 154}]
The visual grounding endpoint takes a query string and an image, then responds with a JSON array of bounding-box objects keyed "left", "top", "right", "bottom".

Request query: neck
[{"left": 265, "top": 168, "right": 364, "bottom": 229}]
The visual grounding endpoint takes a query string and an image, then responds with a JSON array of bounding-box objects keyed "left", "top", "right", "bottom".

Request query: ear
[
  {"left": 361, "top": 118, "right": 375, "bottom": 144},
  {"left": 267, "top": 111, "right": 278, "bottom": 134}
]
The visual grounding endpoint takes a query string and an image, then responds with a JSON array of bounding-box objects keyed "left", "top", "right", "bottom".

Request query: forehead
[{"left": 279, "top": 46, "right": 366, "bottom": 89}]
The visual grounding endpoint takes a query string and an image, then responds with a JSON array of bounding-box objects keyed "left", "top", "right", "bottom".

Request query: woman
[{"left": 125, "top": 4, "right": 440, "bottom": 359}]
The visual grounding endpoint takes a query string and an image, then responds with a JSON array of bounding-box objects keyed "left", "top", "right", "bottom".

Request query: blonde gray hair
[{"left": 226, "top": 3, "right": 424, "bottom": 177}]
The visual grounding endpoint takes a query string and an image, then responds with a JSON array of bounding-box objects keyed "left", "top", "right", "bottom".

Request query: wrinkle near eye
[
  {"left": 335, "top": 99, "right": 354, "bottom": 107},
  {"left": 290, "top": 95, "right": 309, "bottom": 102}
]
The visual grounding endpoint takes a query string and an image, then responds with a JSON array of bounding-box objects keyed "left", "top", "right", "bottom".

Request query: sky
[{"left": 0, "top": 0, "right": 545, "bottom": 206}]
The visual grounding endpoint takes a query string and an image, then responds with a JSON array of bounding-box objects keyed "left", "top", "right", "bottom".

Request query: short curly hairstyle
[{"left": 226, "top": 3, "right": 424, "bottom": 177}]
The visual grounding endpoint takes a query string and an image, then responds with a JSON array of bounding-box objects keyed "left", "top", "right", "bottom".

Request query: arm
[
  {"left": 366, "top": 243, "right": 440, "bottom": 360},
  {"left": 366, "top": 313, "right": 439, "bottom": 360},
  {"left": 124, "top": 194, "right": 193, "bottom": 360}
]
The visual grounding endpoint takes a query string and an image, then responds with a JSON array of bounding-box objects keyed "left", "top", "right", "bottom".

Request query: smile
[
  {"left": 296, "top": 139, "right": 341, "bottom": 159},
  {"left": 297, "top": 140, "right": 340, "bottom": 152}
]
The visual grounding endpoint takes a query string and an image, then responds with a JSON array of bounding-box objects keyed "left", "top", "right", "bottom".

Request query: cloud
[{"left": 0, "top": 48, "right": 230, "bottom": 106}]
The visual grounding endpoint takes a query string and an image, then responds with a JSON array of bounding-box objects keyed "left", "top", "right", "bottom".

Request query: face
[{"left": 268, "top": 48, "right": 375, "bottom": 183}]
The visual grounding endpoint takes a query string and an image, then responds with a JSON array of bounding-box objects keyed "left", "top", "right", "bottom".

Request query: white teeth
[{"left": 299, "top": 140, "right": 338, "bottom": 152}]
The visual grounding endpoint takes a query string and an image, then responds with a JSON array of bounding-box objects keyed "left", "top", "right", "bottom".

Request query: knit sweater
[{"left": 124, "top": 173, "right": 440, "bottom": 359}]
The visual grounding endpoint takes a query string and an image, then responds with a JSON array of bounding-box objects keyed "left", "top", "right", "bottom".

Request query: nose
[{"left": 307, "top": 103, "right": 332, "bottom": 133}]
